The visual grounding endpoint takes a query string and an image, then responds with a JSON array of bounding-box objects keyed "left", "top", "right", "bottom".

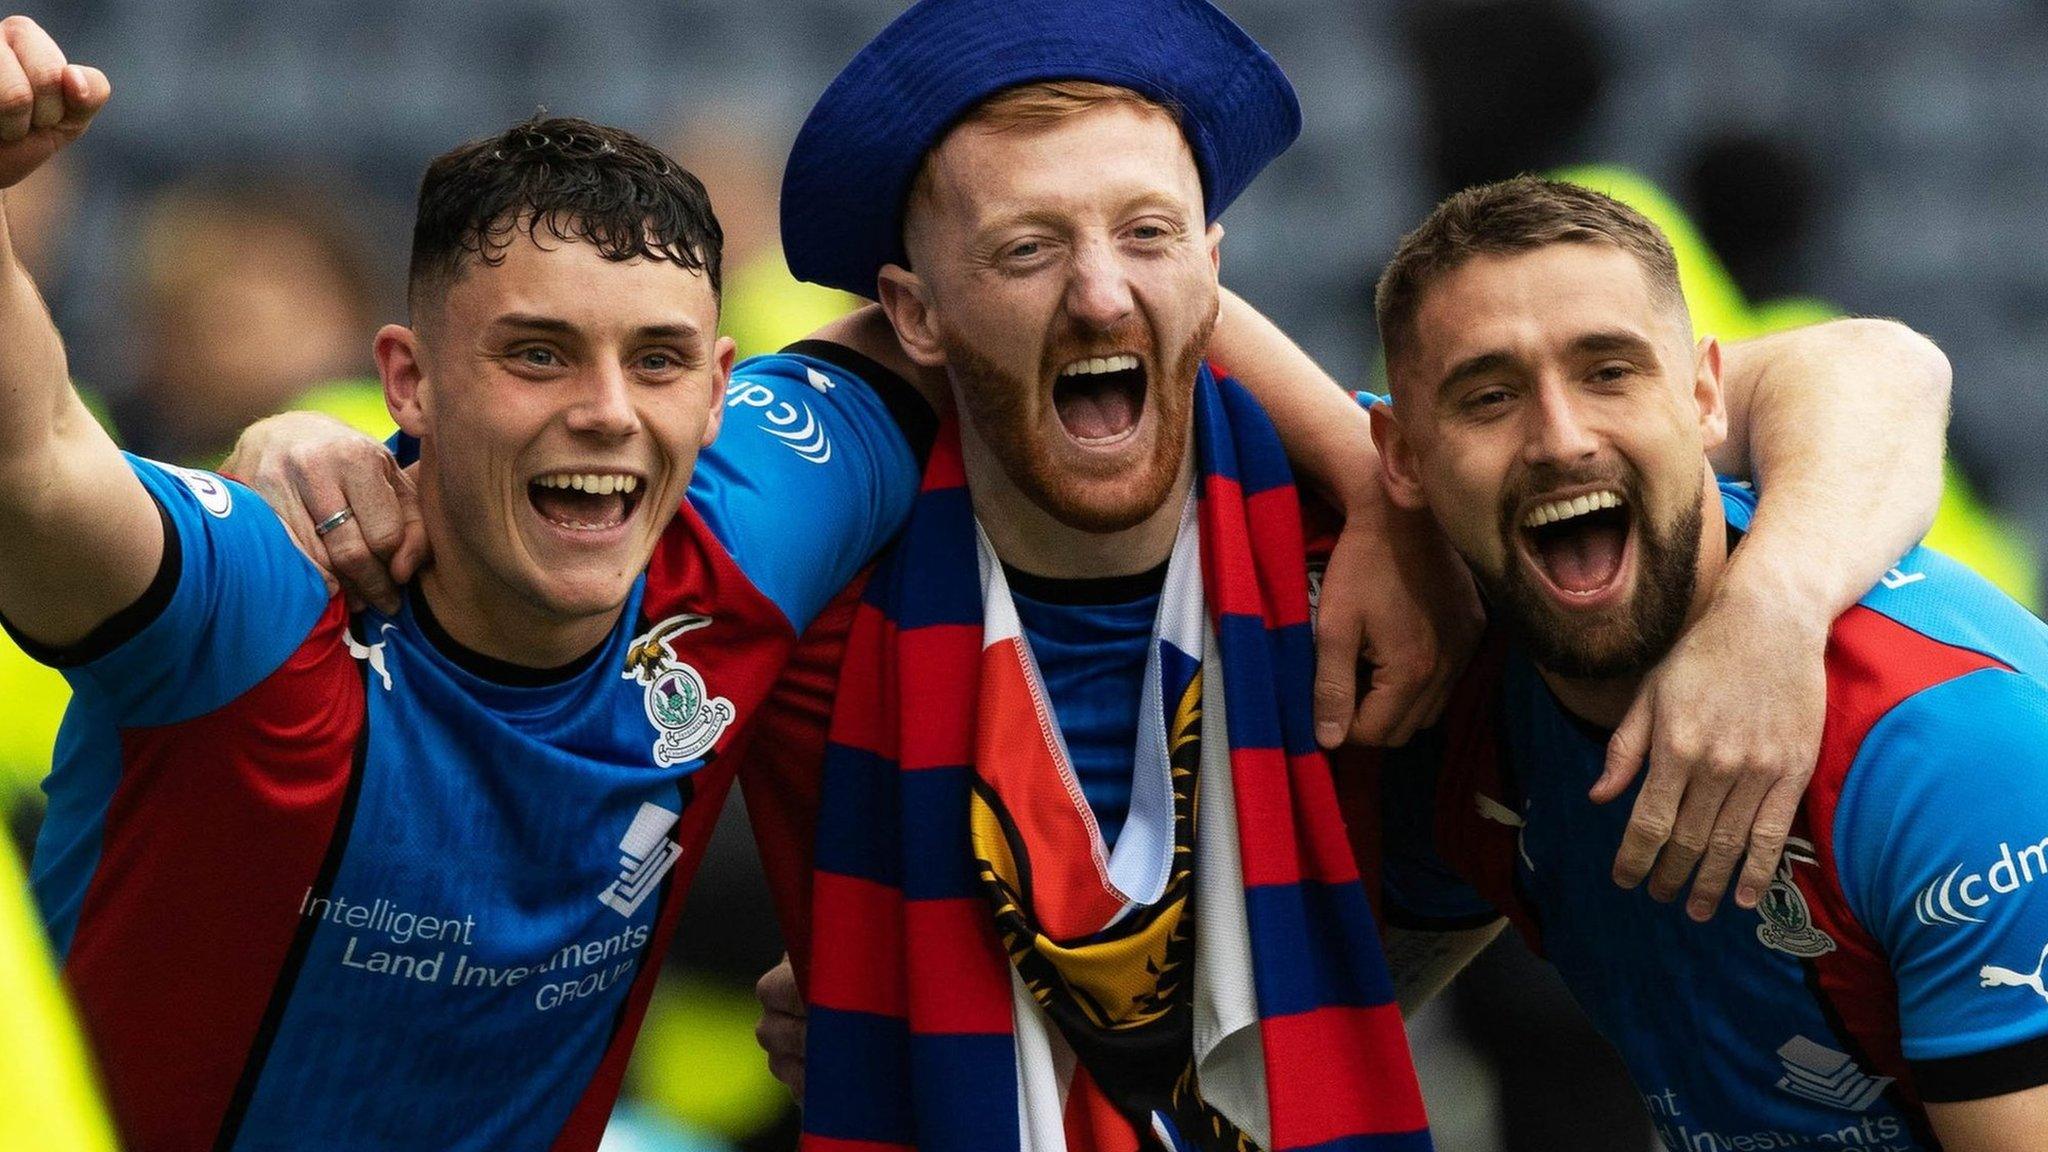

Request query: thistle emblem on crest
[
  {"left": 1756, "top": 838, "right": 1837, "bottom": 959},
  {"left": 623, "top": 614, "right": 734, "bottom": 767}
]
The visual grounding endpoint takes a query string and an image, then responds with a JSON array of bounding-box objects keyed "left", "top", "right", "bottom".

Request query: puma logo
[{"left": 1980, "top": 941, "right": 2048, "bottom": 1003}]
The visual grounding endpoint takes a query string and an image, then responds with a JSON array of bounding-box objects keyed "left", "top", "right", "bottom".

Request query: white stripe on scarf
[{"left": 975, "top": 496, "right": 1270, "bottom": 1149}]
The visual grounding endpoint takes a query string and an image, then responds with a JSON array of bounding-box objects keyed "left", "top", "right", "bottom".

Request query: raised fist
[{"left": 0, "top": 16, "right": 108, "bottom": 191}]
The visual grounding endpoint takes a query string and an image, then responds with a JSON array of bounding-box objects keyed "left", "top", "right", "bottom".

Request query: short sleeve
[
  {"left": 17, "top": 455, "right": 333, "bottom": 725},
  {"left": 1835, "top": 668, "right": 2048, "bottom": 1098},
  {"left": 1376, "top": 726, "right": 1503, "bottom": 929},
  {"left": 688, "top": 343, "right": 928, "bottom": 633}
]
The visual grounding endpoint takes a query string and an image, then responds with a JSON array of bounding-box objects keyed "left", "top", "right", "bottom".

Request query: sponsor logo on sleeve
[
  {"left": 1917, "top": 834, "right": 2048, "bottom": 928},
  {"left": 1774, "top": 1035, "right": 1894, "bottom": 1112},
  {"left": 623, "top": 614, "right": 734, "bottom": 768},
  {"left": 168, "top": 465, "right": 234, "bottom": 517},
  {"left": 598, "top": 801, "right": 683, "bottom": 918},
  {"left": 727, "top": 378, "right": 834, "bottom": 464},
  {"left": 1981, "top": 940, "right": 2048, "bottom": 1004},
  {"left": 1756, "top": 837, "right": 1836, "bottom": 959}
]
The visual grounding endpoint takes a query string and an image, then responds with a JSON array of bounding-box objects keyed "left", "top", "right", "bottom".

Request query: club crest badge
[
  {"left": 623, "top": 614, "right": 734, "bottom": 767},
  {"left": 1756, "top": 837, "right": 1837, "bottom": 959}
]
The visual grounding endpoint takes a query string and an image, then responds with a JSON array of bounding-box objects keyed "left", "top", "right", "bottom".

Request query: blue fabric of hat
[{"left": 781, "top": 0, "right": 1301, "bottom": 298}]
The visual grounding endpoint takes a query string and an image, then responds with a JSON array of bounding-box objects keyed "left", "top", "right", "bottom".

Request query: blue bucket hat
[{"left": 780, "top": 0, "right": 1301, "bottom": 298}]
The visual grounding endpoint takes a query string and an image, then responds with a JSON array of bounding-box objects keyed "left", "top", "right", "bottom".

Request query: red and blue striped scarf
[{"left": 801, "top": 368, "right": 1430, "bottom": 1152}]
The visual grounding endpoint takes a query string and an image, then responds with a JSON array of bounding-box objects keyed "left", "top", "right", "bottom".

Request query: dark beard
[
  {"left": 1475, "top": 466, "right": 1704, "bottom": 680},
  {"left": 941, "top": 309, "right": 1212, "bottom": 534}
]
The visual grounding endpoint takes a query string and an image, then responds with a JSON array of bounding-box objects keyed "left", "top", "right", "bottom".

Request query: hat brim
[{"left": 781, "top": 0, "right": 1300, "bottom": 299}]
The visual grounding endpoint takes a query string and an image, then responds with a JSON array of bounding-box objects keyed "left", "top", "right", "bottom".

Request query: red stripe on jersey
[
  {"left": 548, "top": 768, "right": 725, "bottom": 1152},
  {"left": 552, "top": 499, "right": 804, "bottom": 1152},
  {"left": 1796, "top": 605, "right": 2007, "bottom": 1128},
  {"left": 66, "top": 601, "right": 363, "bottom": 1151}
]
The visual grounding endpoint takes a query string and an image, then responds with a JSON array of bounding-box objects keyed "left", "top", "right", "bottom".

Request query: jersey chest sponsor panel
[
  {"left": 37, "top": 466, "right": 805, "bottom": 1151},
  {"left": 229, "top": 547, "right": 800, "bottom": 1150},
  {"left": 1372, "top": 484, "right": 2048, "bottom": 1152},
  {"left": 1486, "top": 653, "right": 1935, "bottom": 1152}
]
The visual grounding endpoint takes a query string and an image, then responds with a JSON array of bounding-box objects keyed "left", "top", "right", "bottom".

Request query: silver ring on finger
[{"left": 314, "top": 507, "right": 356, "bottom": 537}]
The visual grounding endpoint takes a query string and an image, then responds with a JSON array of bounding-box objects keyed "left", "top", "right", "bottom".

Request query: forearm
[
  {"left": 1926, "top": 1083, "right": 2048, "bottom": 1151},
  {"left": 0, "top": 194, "right": 161, "bottom": 646},
  {"left": 1714, "top": 318, "right": 1950, "bottom": 623},
  {"left": 0, "top": 194, "right": 77, "bottom": 481},
  {"left": 1210, "top": 288, "right": 1380, "bottom": 512}
]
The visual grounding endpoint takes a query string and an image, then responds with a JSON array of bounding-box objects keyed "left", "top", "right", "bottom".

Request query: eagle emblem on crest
[{"left": 623, "top": 614, "right": 734, "bottom": 767}]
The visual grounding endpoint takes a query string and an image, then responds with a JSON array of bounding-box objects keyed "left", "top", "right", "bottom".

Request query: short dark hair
[
  {"left": 407, "top": 115, "right": 722, "bottom": 319},
  {"left": 1375, "top": 176, "right": 1684, "bottom": 370}
]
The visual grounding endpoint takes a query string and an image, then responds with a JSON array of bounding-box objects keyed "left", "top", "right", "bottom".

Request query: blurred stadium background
[{"left": 6, "top": 1, "right": 2047, "bottom": 1148}]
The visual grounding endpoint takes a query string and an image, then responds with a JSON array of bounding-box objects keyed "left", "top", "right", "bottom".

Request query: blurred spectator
[{"left": 108, "top": 176, "right": 380, "bottom": 463}]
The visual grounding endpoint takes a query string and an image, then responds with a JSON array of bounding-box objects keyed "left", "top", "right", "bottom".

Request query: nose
[
  {"left": 565, "top": 362, "right": 639, "bottom": 439},
  {"left": 1063, "top": 239, "right": 1135, "bottom": 333},
  {"left": 1522, "top": 375, "right": 1600, "bottom": 467}
]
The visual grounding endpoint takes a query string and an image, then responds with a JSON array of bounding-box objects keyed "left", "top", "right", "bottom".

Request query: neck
[
  {"left": 1538, "top": 464, "right": 1729, "bottom": 730},
  {"left": 960, "top": 421, "right": 1195, "bottom": 580},
  {"left": 416, "top": 489, "right": 620, "bottom": 671}
]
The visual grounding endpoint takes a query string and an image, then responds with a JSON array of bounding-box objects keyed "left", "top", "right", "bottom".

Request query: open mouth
[
  {"left": 1519, "top": 489, "right": 1632, "bottom": 598},
  {"left": 528, "top": 471, "right": 646, "bottom": 533},
  {"left": 1052, "top": 354, "right": 1147, "bottom": 444}
]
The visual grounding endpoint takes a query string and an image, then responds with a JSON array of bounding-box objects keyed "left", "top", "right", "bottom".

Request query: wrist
[{"left": 1714, "top": 550, "right": 1835, "bottom": 649}]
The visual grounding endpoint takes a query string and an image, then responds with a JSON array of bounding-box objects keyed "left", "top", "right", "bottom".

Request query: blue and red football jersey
[
  {"left": 1353, "top": 480, "right": 2048, "bottom": 1151},
  {"left": 14, "top": 344, "right": 923, "bottom": 1151}
]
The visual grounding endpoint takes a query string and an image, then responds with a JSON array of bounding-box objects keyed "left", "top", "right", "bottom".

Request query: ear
[
  {"left": 1693, "top": 335, "right": 1728, "bottom": 453},
  {"left": 699, "top": 334, "right": 736, "bottom": 448},
  {"left": 1368, "top": 399, "right": 1430, "bottom": 512},
  {"left": 376, "top": 324, "right": 429, "bottom": 438},
  {"left": 1205, "top": 221, "right": 1224, "bottom": 276},
  {"left": 875, "top": 264, "right": 947, "bottom": 369}
]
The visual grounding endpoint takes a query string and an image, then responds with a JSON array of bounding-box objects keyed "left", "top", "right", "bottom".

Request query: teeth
[
  {"left": 533, "top": 472, "right": 640, "bottom": 495},
  {"left": 1522, "top": 489, "right": 1622, "bottom": 529},
  {"left": 1059, "top": 354, "right": 1140, "bottom": 377}
]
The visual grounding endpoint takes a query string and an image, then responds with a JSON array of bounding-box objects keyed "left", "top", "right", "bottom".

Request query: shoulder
[
  {"left": 681, "top": 344, "right": 933, "bottom": 634},
  {"left": 1830, "top": 667, "right": 2048, "bottom": 926},
  {"left": 721, "top": 342, "right": 937, "bottom": 465}
]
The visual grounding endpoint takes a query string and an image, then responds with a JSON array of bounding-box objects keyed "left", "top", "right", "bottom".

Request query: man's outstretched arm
[
  {"left": 0, "top": 22, "right": 145, "bottom": 650},
  {"left": 1598, "top": 318, "right": 1951, "bottom": 920}
]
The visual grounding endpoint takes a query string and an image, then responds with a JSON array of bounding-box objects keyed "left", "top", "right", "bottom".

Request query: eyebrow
[
  {"left": 1435, "top": 328, "right": 1659, "bottom": 400},
  {"left": 975, "top": 193, "right": 1193, "bottom": 241},
  {"left": 1437, "top": 351, "right": 1517, "bottom": 400},
  {"left": 489, "top": 313, "right": 705, "bottom": 343},
  {"left": 1568, "top": 328, "right": 1658, "bottom": 359}
]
